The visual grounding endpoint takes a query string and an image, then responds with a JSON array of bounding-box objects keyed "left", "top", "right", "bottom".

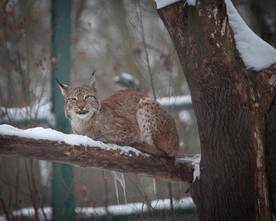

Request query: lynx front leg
[{"left": 95, "top": 117, "right": 140, "bottom": 146}]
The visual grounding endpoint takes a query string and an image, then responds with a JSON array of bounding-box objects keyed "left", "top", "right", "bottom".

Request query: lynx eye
[
  {"left": 84, "top": 94, "right": 92, "bottom": 100},
  {"left": 69, "top": 97, "right": 77, "bottom": 102}
]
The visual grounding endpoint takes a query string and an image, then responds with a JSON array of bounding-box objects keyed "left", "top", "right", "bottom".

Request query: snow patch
[
  {"left": 1, "top": 197, "right": 195, "bottom": 220},
  {"left": 176, "top": 154, "right": 201, "bottom": 182},
  {"left": 155, "top": 0, "right": 180, "bottom": 9},
  {"left": 225, "top": 0, "right": 276, "bottom": 71},
  {"left": 0, "top": 124, "right": 148, "bottom": 157},
  {"left": 0, "top": 101, "right": 55, "bottom": 125}
]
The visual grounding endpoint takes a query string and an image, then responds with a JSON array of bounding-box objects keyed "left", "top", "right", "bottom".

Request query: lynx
[{"left": 57, "top": 75, "right": 179, "bottom": 157}]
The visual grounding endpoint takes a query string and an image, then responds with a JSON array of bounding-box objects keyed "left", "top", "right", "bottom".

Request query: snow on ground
[
  {"left": 0, "top": 124, "right": 146, "bottom": 157},
  {"left": 0, "top": 101, "right": 55, "bottom": 125},
  {"left": 225, "top": 0, "right": 276, "bottom": 71},
  {"left": 176, "top": 154, "right": 201, "bottom": 182},
  {"left": 0, "top": 197, "right": 195, "bottom": 221}
]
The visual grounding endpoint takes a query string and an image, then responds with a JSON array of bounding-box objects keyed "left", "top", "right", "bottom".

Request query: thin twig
[
  {"left": 137, "top": 1, "right": 156, "bottom": 100},
  {"left": 168, "top": 182, "right": 175, "bottom": 221},
  {"left": 0, "top": 197, "right": 13, "bottom": 221},
  {"left": 25, "top": 160, "right": 39, "bottom": 220}
]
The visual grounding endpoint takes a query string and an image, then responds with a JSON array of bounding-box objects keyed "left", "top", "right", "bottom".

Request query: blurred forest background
[{"left": 0, "top": 0, "right": 275, "bottom": 220}]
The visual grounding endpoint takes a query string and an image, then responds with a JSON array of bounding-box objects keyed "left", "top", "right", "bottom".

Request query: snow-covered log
[{"left": 0, "top": 125, "right": 197, "bottom": 183}]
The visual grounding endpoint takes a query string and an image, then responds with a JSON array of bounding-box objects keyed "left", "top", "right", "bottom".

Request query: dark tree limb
[{"left": 0, "top": 134, "right": 196, "bottom": 183}]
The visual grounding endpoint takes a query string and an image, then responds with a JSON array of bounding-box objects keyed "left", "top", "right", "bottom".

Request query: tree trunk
[{"left": 157, "top": 1, "right": 276, "bottom": 220}]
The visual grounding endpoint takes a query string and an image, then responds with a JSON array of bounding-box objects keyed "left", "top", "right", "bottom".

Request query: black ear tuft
[
  {"left": 91, "top": 69, "right": 96, "bottom": 77},
  {"left": 89, "top": 69, "right": 96, "bottom": 80},
  {"left": 55, "top": 78, "right": 65, "bottom": 89},
  {"left": 55, "top": 78, "right": 69, "bottom": 96},
  {"left": 88, "top": 70, "right": 97, "bottom": 89}
]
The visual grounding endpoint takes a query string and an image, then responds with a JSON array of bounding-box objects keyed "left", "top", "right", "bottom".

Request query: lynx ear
[
  {"left": 88, "top": 69, "right": 96, "bottom": 90},
  {"left": 56, "top": 78, "right": 69, "bottom": 96}
]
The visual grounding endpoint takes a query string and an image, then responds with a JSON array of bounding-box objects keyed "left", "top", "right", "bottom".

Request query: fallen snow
[
  {"left": 176, "top": 154, "right": 201, "bottom": 182},
  {"left": 1, "top": 197, "right": 195, "bottom": 220},
  {"left": 0, "top": 101, "right": 55, "bottom": 125},
  {"left": 0, "top": 124, "right": 147, "bottom": 157},
  {"left": 226, "top": 0, "right": 276, "bottom": 71}
]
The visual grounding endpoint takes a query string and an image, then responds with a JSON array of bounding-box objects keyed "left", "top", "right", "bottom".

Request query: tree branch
[{"left": 0, "top": 134, "right": 196, "bottom": 183}]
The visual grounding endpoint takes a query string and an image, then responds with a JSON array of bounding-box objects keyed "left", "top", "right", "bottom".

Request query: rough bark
[
  {"left": 0, "top": 134, "right": 195, "bottom": 183},
  {"left": 158, "top": 1, "right": 276, "bottom": 220}
]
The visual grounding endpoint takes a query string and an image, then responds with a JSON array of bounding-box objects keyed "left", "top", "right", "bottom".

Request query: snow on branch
[
  {"left": 155, "top": 0, "right": 196, "bottom": 9},
  {"left": 0, "top": 124, "right": 144, "bottom": 155},
  {"left": 155, "top": 0, "right": 276, "bottom": 71},
  {"left": 0, "top": 125, "right": 197, "bottom": 183},
  {"left": 155, "top": 0, "right": 181, "bottom": 9},
  {"left": 225, "top": 0, "right": 276, "bottom": 71}
]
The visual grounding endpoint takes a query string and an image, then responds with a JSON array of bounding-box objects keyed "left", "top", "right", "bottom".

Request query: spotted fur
[{"left": 57, "top": 77, "right": 179, "bottom": 157}]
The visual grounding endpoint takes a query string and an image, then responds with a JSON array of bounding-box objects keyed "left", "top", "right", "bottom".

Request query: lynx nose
[
  {"left": 78, "top": 105, "right": 85, "bottom": 110},
  {"left": 75, "top": 102, "right": 89, "bottom": 115},
  {"left": 77, "top": 102, "right": 86, "bottom": 110}
]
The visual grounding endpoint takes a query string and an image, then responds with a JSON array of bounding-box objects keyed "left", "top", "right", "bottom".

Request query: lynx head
[{"left": 56, "top": 74, "right": 100, "bottom": 121}]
